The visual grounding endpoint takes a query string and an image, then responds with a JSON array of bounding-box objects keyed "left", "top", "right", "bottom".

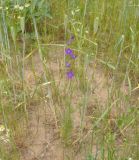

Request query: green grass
[{"left": 0, "top": 0, "right": 139, "bottom": 159}]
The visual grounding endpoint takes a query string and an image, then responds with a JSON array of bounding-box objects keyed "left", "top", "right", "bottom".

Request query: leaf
[
  {"left": 94, "top": 17, "right": 99, "bottom": 34},
  {"left": 99, "top": 59, "right": 115, "bottom": 70},
  {"left": 20, "top": 17, "right": 25, "bottom": 33},
  {"left": 87, "top": 154, "right": 94, "bottom": 160},
  {"left": 10, "top": 26, "right": 16, "bottom": 43},
  {"left": 44, "top": 12, "right": 52, "bottom": 19},
  {"left": 32, "top": 0, "right": 38, "bottom": 10}
]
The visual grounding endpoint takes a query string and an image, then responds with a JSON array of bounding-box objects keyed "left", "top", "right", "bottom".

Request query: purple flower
[
  {"left": 66, "top": 62, "right": 71, "bottom": 67},
  {"left": 70, "top": 53, "right": 76, "bottom": 59},
  {"left": 67, "top": 40, "right": 72, "bottom": 45},
  {"left": 65, "top": 48, "right": 76, "bottom": 59},
  {"left": 67, "top": 71, "right": 74, "bottom": 79},
  {"left": 71, "top": 35, "right": 74, "bottom": 40},
  {"left": 65, "top": 48, "right": 73, "bottom": 55},
  {"left": 67, "top": 35, "right": 74, "bottom": 45}
]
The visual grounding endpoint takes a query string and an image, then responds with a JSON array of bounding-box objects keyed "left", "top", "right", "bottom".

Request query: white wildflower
[
  {"left": 14, "top": 4, "right": 19, "bottom": 9},
  {"left": 71, "top": 10, "right": 75, "bottom": 16},
  {"left": 19, "top": 6, "right": 24, "bottom": 10},
  {"left": 17, "top": 16, "right": 21, "bottom": 19},
  {"left": 77, "top": 28, "right": 80, "bottom": 32},
  {"left": 6, "top": 7, "right": 8, "bottom": 10},
  {"left": 0, "top": 126, "right": 10, "bottom": 143},
  {"left": 0, "top": 135, "right": 10, "bottom": 143},
  {"left": 3, "top": 91, "right": 8, "bottom": 95},
  {"left": 75, "top": 8, "right": 80, "bottom": 12},
  {"left": 85, "top": 30, "right": 89, "bottom": 34},
  {"left": 0, "top": 125, "right": 5, "bottom": 132},
  {"left": 24, "top": 3, "right": 30, "bottom": 8}
]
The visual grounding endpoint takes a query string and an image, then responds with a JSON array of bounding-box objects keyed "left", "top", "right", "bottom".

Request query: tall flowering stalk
[{"left": 65, "top": 35, "right": 76, "bottom": 79}]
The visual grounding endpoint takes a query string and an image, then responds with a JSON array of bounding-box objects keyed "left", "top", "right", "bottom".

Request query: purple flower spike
[
  {"left": 66, "top": 35, "right": 74, "bottom": 45},
  {"left": 65, "top": 48, "right": 73, "bottom": 55},
  {"left": 67, "top": 40, "right": 72, "bottom": 45},
  {"left": 70, "top": 53, "right": 76, "bottom": 59},
  {"left": 71, "top": 35, "right": 74, "bottom": 40},
  {"left": 66, "top": 62, "right": 71, "bottom": 67},
  {"left": 67, "top": 71, "right": 74, "bottom": 79}
]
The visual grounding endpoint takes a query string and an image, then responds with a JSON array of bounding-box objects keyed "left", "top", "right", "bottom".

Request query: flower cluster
[
  {"left": 65, "top": 35, "right": 76, "bottom": 79},
  {"left": 0, "top": 125, "right": 10, "bottom": 144},
  {"left": 14, "top": 3, "right": 30, "bottom": 10},
  {"left": 0, "top": 3, "right": 30, "bottom": 11}
]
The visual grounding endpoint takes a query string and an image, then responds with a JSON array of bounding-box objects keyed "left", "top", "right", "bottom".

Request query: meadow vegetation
[{"left": 0, "top": 0, "right": 139, "bottom": 159}]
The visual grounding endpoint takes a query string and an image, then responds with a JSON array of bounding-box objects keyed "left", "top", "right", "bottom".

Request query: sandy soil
[{"left": 20, "top": 47, "right": 112, "bottom": 160}]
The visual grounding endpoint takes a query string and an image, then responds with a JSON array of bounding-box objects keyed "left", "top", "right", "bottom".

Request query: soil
[{"left": 19, "top": 47, "right": 116, "bottom": 160}]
